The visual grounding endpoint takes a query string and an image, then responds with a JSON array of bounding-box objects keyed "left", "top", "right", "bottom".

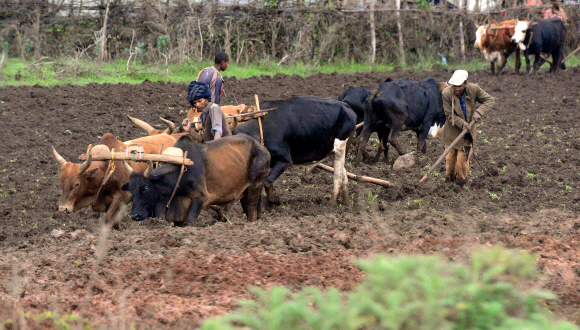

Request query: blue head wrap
[{"left": 187, "top": 81, "right": 212, "bottom": 105}]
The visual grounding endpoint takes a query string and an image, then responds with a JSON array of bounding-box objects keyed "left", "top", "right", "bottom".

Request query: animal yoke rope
[
  {"left": 93, "top": 148, "right": 116, "bottom": 205},
  {"left": 165, "top": 151, "right": 188, "bottom": 210}
]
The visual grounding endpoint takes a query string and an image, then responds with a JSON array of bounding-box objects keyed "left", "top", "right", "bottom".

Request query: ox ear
[
  {"left": 84, "top": 167, "right": 100, "bottom": 178},
  {"left": 122, "top": 183, "right": 129, "bottom": 191}
]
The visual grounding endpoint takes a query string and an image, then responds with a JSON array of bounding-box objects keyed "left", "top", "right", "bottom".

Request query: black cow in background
[
  {"left": 511, "top": 18, "right": 567, "bottom": 74},
  {"left": 338, "top": 78, "right": 393, "bottom": 162},
  {"left": 355, "top": 78, "right": 446, "bottom": 165},
  {"left": 235, "top": 96, "right": 356, "bottom": 205},
  {"left": 122, "top": 134, "right": 271, "bottom": 226},
  {"left": 337, "top": 78, "right": 394, "bottom": 128}
]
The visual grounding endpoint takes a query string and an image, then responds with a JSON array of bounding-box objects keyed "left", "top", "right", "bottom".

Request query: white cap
[{"left": 448, "top": 70, "right": 469, "bottom": 86}]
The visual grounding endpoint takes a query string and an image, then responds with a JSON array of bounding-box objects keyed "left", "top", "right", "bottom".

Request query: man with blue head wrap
[{"left": 182, "top": 81, "right": 232, "bottom": 142}]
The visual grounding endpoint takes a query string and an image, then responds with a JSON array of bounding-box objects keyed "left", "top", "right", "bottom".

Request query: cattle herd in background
[
  {"left": 52, "top": 16, "right": 570, "bottom": 227},
  {"left": 475, "top": 17, "right": 567, "bottom": 74}
]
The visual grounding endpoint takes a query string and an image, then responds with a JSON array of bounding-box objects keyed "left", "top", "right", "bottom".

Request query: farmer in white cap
[{"left": 441, "top": 70, "right": 495, "bottom": 184}]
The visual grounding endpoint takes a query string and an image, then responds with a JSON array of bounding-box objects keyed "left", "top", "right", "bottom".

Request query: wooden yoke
[{"left": 79, "top": 145, "right": 193, "bottom": 166}]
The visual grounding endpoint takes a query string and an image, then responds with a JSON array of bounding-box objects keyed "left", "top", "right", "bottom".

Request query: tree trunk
[
  {"left": 98, "top": 0, "right": 111, "bottom": 62},
  {"left": 395, "top": 0, "right": 406, "bottom": 66},
  {"left": 459, "top": 0, "right": 466, "bottom": 60},
  {"left": 369, "top": 0, "right": 376, "bottom": 63}
]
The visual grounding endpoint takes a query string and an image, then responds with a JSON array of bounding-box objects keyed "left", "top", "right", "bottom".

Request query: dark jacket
[{"left": 442, "top": 83, "right": 494, "bottom": 150}]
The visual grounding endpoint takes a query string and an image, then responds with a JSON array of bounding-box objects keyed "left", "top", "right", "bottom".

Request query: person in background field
[
  {"left": 182, "top": 82, "right": 231, "bottom": 142},
  {"left": 441, "top": 70, "right": 495, "bottom": 185},
  {"left": 543, "top": 0, "right": 568, "bottom": 22},
  {"left": 196, "top": 52, "right": 230, "bottom": 105},
  {"left": 511, "top": 0, "right": 542, "bottom": 8}
]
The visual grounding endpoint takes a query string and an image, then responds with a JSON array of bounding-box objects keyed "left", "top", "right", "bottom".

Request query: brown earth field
[{"left": 1, "top": 67, "right": 580, "bottom": 329}]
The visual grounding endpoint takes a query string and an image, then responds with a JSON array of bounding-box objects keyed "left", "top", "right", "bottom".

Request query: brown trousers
[{"left": 445, "top": 139, "right": 473, "bottom": 183}]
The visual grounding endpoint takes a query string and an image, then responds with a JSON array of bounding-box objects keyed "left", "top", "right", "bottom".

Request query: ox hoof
[{"left": 267, "top": 198, "right": 281, "bottom": 207}]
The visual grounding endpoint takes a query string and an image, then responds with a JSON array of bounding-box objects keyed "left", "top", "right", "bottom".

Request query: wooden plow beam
[
  {"left": 309, "top": 163, "right": 393, "bottom": 188},
  {"left": 539, "top": 45, "right": 580, "bottom": 65}
]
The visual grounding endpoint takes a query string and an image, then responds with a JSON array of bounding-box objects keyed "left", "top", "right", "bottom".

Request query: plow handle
[{"left": 420, "top": 121, "right": 475, "bottom": 183}]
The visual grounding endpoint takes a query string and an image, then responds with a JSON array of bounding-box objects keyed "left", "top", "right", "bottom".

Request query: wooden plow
[{"left": 539, "top": 46, "right": 580, "bottom": 65}]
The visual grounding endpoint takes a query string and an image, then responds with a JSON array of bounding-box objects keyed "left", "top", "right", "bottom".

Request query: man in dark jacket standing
[
  {"left": 442, "top": 70, "right": 495, "bottom": 184},
  {"left": 182, "top": 82, "right": 232, "bottom": 142}
]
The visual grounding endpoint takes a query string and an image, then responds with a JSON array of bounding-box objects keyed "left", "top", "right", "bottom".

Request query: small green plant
[
  {"left": 366, "top": 193, "right": 378, "bottom": 202},
  {"left": 489, "top": 192, "right": 499, "bottom": 200},
  {"left": 414, "top": 199, "right": 422, "bottom": 207},
  {"left": 565, "top": 186, "right": 573, "bottom": 192},
  {"left": 202, "top": 247, "right": 576, "bottom": 330},
  {"left": 524, "top": 171, "right": 535, "bottom": 179},
  {"left": 500, "top": 165, "right": 507, "bottom": 173}
]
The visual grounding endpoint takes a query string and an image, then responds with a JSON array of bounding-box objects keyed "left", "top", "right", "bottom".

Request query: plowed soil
[{"left": 2, "top": 67, "right": 580, "bottom": 329}]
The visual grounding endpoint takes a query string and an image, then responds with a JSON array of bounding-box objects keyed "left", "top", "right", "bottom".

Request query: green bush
[{"left": 201, "top": 246, "right": 577, "bottom": 330}]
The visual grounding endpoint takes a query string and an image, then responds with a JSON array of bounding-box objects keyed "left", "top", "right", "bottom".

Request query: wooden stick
[
  {"left": 355, "top": 122, "right": 364, "bottom": 130},
  {"left": 227, "top": 107, "right": 277, "bottom": 119},
  {"left": 563, "top": 46, "right": 580, "bottom": 63},
  {"left": 538, "top": 45, "right": 580, "bottom": 65},
  {"left": 420, "top": 121, "right": 475, "bottom": 183},
  {"left": 315, "top": 163, "right": 393, "bottom": 187},
  {"left": 81, "top": 152, "right": 194, "bottom": 166},
  {"left": 255, "top": 94, "right": 265, "bottom": 146},
  {"left": 488, "top": 25, "right": 516, "bottom": 29}
]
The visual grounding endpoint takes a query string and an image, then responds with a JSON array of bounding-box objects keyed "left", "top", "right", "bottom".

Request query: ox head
[
  {"left": 474, "top": 25, "right": 487, "bottom": 49},
  {"left": 122, "top": 160, "right": 173, "bottom": 221},
  {"left": 52, "top": 147, "right": 105, "bottom": 213},
  {"left": 511, "top": 19, "right": 536, "bottom": 50}
]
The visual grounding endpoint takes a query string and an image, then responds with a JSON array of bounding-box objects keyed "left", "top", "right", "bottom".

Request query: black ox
[
  {"left": 122, "top": 134, "right": 271, "bottom": 226},
  {"left": 235, "top": 96, "right": 357, "bottom": 205},
  {"left": 355, "top": 78, "right": 446, "bottom": 165},
  {"left": 511, "top": 18, "right": 567, "bottom": 74}
]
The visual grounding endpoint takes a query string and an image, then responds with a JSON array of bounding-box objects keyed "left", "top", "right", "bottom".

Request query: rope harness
[
  {"left": 165, "top": 151, "right": 188, "bottom": 211},
  {"left": 92, "top": 149, "right": 116, "bottom": 205}
]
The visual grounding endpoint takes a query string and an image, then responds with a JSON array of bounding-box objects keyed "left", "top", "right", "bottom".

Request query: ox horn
[
  {"left": 127, "top": 115, "right": 155, "bottom": 135},
  {"left": 78, "top": 153, "right": 92, "bottom": 174},
  {"left": 143, "top": 160, "right": 154, "bottom": 179},
  {"left": 159, "top": 117, "right": 176, "bottom": 134},
  {"left": 52, "top": 146, "right": 68, "bottom": 166},
  {"left": 123, "top": 160, "right": 134, "bottom": 176}
]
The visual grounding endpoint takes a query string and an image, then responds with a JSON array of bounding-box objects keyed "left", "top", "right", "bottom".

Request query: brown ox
[
  {"left": 52, "top": 133, "right": 177, "bottom": 225},
  {"left": 474, "top": 19, "right": 521, "bottom": 75}
]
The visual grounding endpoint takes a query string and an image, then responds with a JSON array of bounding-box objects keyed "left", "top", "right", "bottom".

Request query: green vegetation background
[{"left": 1, "top": 55, "right": 579, "bottom": 87}]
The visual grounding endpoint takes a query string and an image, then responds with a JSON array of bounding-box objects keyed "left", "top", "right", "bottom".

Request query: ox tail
[{"left": 248, "top": 138, "right": 271, "bottom": 183}]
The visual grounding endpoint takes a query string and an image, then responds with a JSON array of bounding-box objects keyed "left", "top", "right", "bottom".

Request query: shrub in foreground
[{"left": 202, "top": 246, "right": 577, "bottom": 330}]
